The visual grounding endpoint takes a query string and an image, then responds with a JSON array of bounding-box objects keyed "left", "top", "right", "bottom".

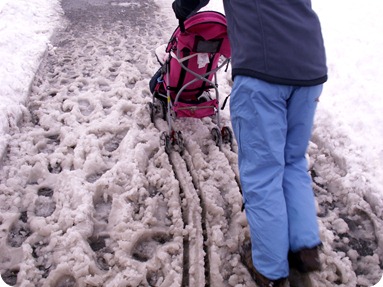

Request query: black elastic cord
[
  {"left": 179, "top": 20, "right": 185, "bottom": 33},
  {"left": 221, "top": 94, "right": 231, "bottom": 110}
]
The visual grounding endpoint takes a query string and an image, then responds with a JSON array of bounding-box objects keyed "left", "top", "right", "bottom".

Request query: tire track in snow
[
  {"left": 152, "top": 111, "right": 253, "bottom": 286},
  {"left": 181, "top": 149, "right": 211, "bottom": 287},
  {"left": 151, "top": 111, "right": 206, "bottom": 286},
  {"left": 167, "top": 150, "right": 205, "bottom": 287},
  {"left": 157, "top": 116, "right": 254, "bottom": 286},
  {"left": 151, "top": 122, "right": 253, "bottom": 286},
  {"left": 182, "top": 134, "right": 252, "bottom": 287}
]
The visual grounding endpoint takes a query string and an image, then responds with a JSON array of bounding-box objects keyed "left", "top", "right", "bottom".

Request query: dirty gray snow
[{"left": 0, "top": 0, "right": 382, "bottom": 286}]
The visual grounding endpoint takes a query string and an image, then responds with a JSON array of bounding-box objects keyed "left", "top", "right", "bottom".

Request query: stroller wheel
[
  {"left": 151, "top": 97, "right": 166, "bottom": 121},
  {"left": 211, "top": 127, "right": 222, "bottom": 146},
  {"left": 160, "top": 100, "right": 167, "bottom": 121},
  {"left": 222, "top": 126, "right": 233, "bottom": 145},
  {"left": 161, "top": 132, "right": 172, "bottom": 154},
  {"left": 174, "top": 131, "right": 185, "bottom": 154},
  {"left": 148, "top": 102, "right": 155, "bottom": 123}
]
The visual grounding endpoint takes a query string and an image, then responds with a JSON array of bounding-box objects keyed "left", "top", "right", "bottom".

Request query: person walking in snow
[{"left": 172, "top": 0, "right": 327, "bottom": 286}]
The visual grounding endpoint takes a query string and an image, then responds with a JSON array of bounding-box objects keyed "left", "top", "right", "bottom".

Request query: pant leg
[
  {"left": 284, "top": 85, "right": 323, "bottom": 252},
  {"left": 230, "top": 76, "right": 290, "bottom": 279}
]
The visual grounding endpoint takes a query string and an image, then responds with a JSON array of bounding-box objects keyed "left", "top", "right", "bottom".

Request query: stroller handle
[{"left": 179, "top": 19, "right": 186, "bottom": 33}]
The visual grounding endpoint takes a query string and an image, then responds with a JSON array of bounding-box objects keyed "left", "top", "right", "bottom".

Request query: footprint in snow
[
  {"left": 31, "top": 238, "right": 53, "bottom": 279},
  {"left": 89, "top": 192, "right": 114, "bottom": 270},
  {"left": 6, "top": 212, "right": 31, "bottom": 248},
  {"left": 131, "top": 230, "right": 171, "bottom": 262},
  {"left": 34, "top": 187, "right": 56, "bottom": 218},
  {"left": 86, "top": 171, "right": 107, "bottom": 183},
  {"left": 88, "top": 235, "right": 112, "bottom": 271},
  {"left": 53, "top": 274, "right": 77, "bottom": 287},
  {"left": 1, "top": 269, "right": 19, "bottom": 286},
  {"left": 78, "top": 98, "right": 94, "bottom": 116},
  {"left": 48, "top": 161, "right": 62, "bottom": 174},
  {"left": 103, "top": 130, "right": 128, "bottom": 153},
  {"left": 36, "top": 134, "right": 60, "bottom": 154}
]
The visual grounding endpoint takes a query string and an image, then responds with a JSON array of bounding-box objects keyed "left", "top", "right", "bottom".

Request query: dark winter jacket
[{"left": 172, "top": 0, "right": 327, "bottom": 86}]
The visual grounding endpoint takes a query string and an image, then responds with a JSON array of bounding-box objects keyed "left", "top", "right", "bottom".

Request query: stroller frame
[{"left": 149, "top": 11, "right": 233, "bottom": 153}]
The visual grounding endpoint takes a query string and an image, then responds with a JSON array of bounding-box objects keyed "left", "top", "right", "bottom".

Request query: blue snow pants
[{"left": 230, "top": 76, "right": 322, "bottom": 280}]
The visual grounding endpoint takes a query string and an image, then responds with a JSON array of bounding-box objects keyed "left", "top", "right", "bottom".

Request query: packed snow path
[{"left": 0, "top": 0, "right": 382, "bottom": 286}]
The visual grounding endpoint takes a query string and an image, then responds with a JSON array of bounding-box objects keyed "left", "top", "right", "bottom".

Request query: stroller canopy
[{"left": 166, "top": 11, "right": 231, "bottom": 59}]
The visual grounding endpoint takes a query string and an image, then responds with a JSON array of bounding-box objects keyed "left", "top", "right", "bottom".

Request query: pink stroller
[{"left": 149, "top": 11, "right": 232, "bottom": 153}]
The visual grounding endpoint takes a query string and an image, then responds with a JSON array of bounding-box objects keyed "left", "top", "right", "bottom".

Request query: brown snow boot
[
  {"left": 288, "top": 245, "right": 322, "bottom": 273},
  {"left": 239, "top": 240, "right": 288, "bottom": 287},
  {"left": 288, "top": 245, "right": 321, "bottom": 287}
]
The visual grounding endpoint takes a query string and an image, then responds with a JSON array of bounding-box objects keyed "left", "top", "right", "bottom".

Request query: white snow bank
[{"left": 0, "top": 0, "right": 63, "bottom": 157}]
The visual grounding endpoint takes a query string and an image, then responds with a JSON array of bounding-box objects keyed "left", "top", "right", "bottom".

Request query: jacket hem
[{"left": 232, "top": 69, "right": 328, "bottom": 87}]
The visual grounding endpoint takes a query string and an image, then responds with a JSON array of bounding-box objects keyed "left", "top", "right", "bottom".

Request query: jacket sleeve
[{"left": 172, "top": 0, "right": 210, "bottom": 20}]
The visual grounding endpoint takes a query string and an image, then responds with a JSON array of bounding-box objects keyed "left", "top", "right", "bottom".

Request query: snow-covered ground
[{"left": 0, "top": 0, "right": 382, "bottom": 286}]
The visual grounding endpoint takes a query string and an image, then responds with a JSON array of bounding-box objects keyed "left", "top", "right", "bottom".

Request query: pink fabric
[
  {"left": 166, "top": 11, "right": 231, "bottom": 58},
  {"left": 173, "top": 99, "right": 218, "bottom": 118}
]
